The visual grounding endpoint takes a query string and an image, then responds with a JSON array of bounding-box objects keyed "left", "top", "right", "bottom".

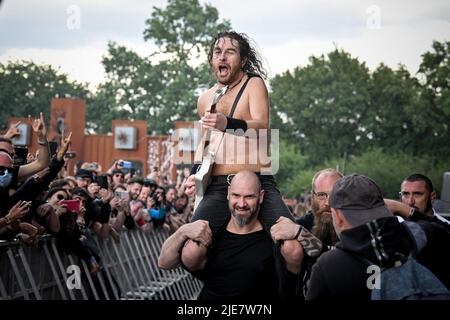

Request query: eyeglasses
[
  {"left": 312, "top": 191, "right": 330, "bottom": 201},
  {"left": 114, "top": 174, "right": 124, "bottom": 178},
  {"left": 399, "top": 191, "right": 425, "bottom": 199}
]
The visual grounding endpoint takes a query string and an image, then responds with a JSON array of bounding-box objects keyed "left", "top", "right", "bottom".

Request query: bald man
[{"left": 158, "top": 170, "right": 302, "bottom": 300}]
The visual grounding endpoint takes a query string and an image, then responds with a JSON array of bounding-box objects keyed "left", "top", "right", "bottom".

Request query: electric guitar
[{"left": 194, "top": 85, "right": 229, "bottom": 210}]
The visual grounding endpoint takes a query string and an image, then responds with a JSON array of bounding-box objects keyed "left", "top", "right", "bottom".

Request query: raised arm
[
  {"left": 158, "top": 219, "right": 211, "bottom": 270},
  {"left": 18, "top": 112, "right": 50, "bottom": 181}
]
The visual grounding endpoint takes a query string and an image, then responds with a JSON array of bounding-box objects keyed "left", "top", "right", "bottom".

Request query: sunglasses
[{"left": 56, "top": 194, "right": 67, "bottom": 201}]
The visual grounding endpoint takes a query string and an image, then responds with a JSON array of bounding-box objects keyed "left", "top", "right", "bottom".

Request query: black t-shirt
[{"left": 193, "top": 229, "right": 278, "bottom": 300}]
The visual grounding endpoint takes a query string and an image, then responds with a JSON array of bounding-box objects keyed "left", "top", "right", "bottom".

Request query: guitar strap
[
  {"left": 208, "top": 74, "right": 255, "bottom": 157},
  {"left": 228, "top": 73, "right": 256, "bottom": 118}
]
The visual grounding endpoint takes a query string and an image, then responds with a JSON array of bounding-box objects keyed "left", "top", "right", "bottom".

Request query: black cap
[
  {"left": 329, "top": 174, "right": 391, "bottom": 227},
  {"left": 112, "top": 169, "right": 124, "bottom": 176},
  {"left": 75, "top": 168, "right": 93, "bottom": 180}
]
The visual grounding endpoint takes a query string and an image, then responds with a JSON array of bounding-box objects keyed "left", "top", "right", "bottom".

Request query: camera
[
  {"left": 97, "top": 175, "right": 109, "bottom": 190},
  {"left": 119, "top": 160, "right": 132, "bottom": 169},
  {"left": 13, "top": 146, "right": 28, "bottom": 166}
]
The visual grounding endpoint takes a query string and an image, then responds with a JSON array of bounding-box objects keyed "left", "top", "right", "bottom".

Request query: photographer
[{"left": 147, "top": 186, "right": 171, "bottom": 229}]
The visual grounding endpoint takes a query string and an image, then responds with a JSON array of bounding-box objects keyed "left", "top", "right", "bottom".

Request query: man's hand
[
  {"left": 180, "top": 220, "right": 212, "bottom": 247},
  {"left": 201, "top": 110, "right": 227, "bottom": 131},
  {"left": 37, "top": 203, "right": 54, "bottom": 218},
  {"left": 184, "top": 174, "right": 196, "bottom": 197},
  {"left": 99, "top": 188, "right": 113, "bottom": 203},
  {"left": 29, "top": 112, "right": 47, "bottom": 139},
  {"left": 384, "top": 198, "right": 411, "bottom": 219},
  {"left": 7, "top": 200, "right": 31, "bottom": 222},
  {"left": 4, "top": 121, "right": 21, "bottom": 139},
  {"left": 57, "top": 131, "right": 72, "bottom": 161},
  {"left": 270, "top": 216, "right": 301, "bottom": 241}
]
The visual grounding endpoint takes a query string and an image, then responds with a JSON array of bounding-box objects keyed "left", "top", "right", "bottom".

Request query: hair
[
  {"left": 71, "top": 187, "right": 91, "bottom": 200},
  {"left": 44, "top": 187, "right": 68, "bottom": 201},
  {"left": 128, "top": 177, "right": 144, "bottom": 185},
  {"left": 208, "top": 31, "right": 268, "bottom": 79},
  {"left": 311, "top": 168, "right": 343, "bottom": 192},
  {"left": 49, "top": 178, "right": 71, "bottom": 190},
  {"left": 403, "top": 173, "right": 434, "bottom": 193}
]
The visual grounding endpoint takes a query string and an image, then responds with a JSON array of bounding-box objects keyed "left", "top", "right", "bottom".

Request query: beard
[
  {"left": 229, "top": 201, "right": 260, "bottom": 228},
  {"left": 311, "top": 200, "right": 338, "bottom": 246}
]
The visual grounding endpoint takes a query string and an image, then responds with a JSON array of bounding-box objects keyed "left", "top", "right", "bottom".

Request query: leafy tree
[
  {"left": 270, "top": 49, "right": 372, "bottom": 165},
  {"left": 366, "top": 64, "right": 421, "bottom": 154},
  {"left": 342, "top": 148, "right": 448, "bottom": 199},
  {"left": 89, "top": 0, "right": 231, "bottom": 134},
  {"left": 414, "top": 40, "right": 450, "bottom": 158},
  {"left": 274, "top": 139, "right": 309, "bottom": 196},
  {"left": 0, "top": 60, "right": 89, "bottom": 131}
]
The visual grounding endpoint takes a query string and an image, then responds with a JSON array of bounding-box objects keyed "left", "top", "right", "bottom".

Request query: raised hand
[
  {"left": 29, "top": 112, "right": 47, "bottom": 139},
  {"left": 184, "top": 174, "right": 196, "bottom": 197},
  {"left": 57, "top": 131, "right": 72, "bottom": 161},
  {"left": 4, "top": 121, "right": 21, "bottom": 139}
]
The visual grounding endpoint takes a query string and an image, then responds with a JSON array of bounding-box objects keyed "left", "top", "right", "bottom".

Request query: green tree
[
  {"left": 414, "top": 40, "right": 450, "bottom": 158},
  {"left": 274, "top": 139, "right": 309, "bottom": 196},
  {"left": 270, "top": 49, "right": 372, "bottom": 165},
  {"left": 89, "top": 0, "right": 231, "bottom": 134},
  {"left": 366, "top": 64, "right": 421, "bottom": 154},
  {"left": 342, "top": 148, "right": 448, "bottom": 199},
  {"left": 0, "top": 60, "right": 89, "bottom": 131}
]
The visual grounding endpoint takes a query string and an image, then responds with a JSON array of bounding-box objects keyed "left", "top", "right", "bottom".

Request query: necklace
[{"left": 218, "top": 74, "right": 245, "bottom": 93}]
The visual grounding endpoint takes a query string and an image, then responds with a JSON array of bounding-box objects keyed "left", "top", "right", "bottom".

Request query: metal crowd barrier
[{"left": 0, "top": 228, "right": 203, "bottom": 300}]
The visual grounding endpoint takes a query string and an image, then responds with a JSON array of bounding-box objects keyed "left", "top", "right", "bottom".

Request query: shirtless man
[{"left": 181, "top": 31, "right": 305, "bottom": 274}]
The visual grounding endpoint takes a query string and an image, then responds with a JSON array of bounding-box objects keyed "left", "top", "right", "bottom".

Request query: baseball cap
[
  {"left": 75, "top": 168, "right": 94, "bottom": 180},
  {"left": 329, "top": 174, "right": 391, "bottom": 227},
  {"left": 112, "top": 169, "right": 124, "bottom": 176}
]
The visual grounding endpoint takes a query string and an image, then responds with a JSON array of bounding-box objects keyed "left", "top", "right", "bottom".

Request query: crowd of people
[
  {"left": 0, "top": 114, "right": 193, "bottom": 281},
  {"left": 1, "top": 30, "right": 449, "bottom": 301}
]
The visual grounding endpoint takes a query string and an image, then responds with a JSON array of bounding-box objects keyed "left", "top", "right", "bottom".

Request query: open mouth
[{"left": 218, "top": 64, "right": 229, "bottom": 76}]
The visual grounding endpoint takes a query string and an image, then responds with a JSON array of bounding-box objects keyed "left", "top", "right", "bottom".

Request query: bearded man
[
  {"left": 271, "top": 169, "right": 343, "bottom": 250},
  {"left": 159, "top": 170, "right": 298, "bottom": 300}
]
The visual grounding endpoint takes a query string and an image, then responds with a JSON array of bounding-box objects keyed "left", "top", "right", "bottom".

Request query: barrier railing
[{"left": 0, "top": 228, "right": 203, "bottom": 300}]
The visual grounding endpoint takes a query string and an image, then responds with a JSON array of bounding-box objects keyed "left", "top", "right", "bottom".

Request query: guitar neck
[{"left": 204, "top": 103, "right": 217, "bottom": 150}]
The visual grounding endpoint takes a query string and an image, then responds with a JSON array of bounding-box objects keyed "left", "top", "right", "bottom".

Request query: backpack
[{"left": 371, "top": 221, "right": 450, "bottom": 300}]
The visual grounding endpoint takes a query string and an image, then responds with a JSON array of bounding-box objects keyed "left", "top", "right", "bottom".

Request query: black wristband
[
  {"left": 225, "top": 116, "right": 247, "bottom": 132},
  {"left": 190, "top": 164, "right": 200, "bottom": 175}
]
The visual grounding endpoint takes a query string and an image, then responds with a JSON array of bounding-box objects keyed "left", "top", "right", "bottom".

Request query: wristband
[
  {"left": 4, "top": 215, "right": 12, "bottom": 225},
  {"left": 37, "top": 139, "right": 48, "bottom": 146},
  {"left": 225, "top": 116, "right": 247, "bottom": 132}
]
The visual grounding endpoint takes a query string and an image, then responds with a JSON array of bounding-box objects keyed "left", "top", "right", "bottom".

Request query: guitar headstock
[{"left": 212, "top": 85, "right": 229, "bottom": 106}]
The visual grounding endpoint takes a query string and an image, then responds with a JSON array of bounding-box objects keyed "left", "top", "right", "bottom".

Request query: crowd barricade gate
[{"left": 0, "top": 228, "right": 202, "bottom": 300}]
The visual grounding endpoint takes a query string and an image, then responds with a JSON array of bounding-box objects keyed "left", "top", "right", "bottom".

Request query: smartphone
[
  {"left": 114, "top": 191, "right": 129, "bottom": 200},
  {"left": 49, "top": 141, "right": 58, "bottom": 158},
  {"left": 97, "top": 175, "right": 109, "bottom": 190},
  {"left": 85, "top": 163, "right": 98, "bottom": 171},
  {"left": 120, "top": 161, "right": 132, "bottom": 169},
  {"left": 14, "top": 146, "right": 28, "bottom": 166},
  {"left": 61, "top": 199, "right": 80, "bottom": 212}
]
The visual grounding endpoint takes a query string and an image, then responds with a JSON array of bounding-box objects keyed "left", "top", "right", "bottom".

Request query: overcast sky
[{"left": 0, "top": 0, "right": 449, "bottom": 91}]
